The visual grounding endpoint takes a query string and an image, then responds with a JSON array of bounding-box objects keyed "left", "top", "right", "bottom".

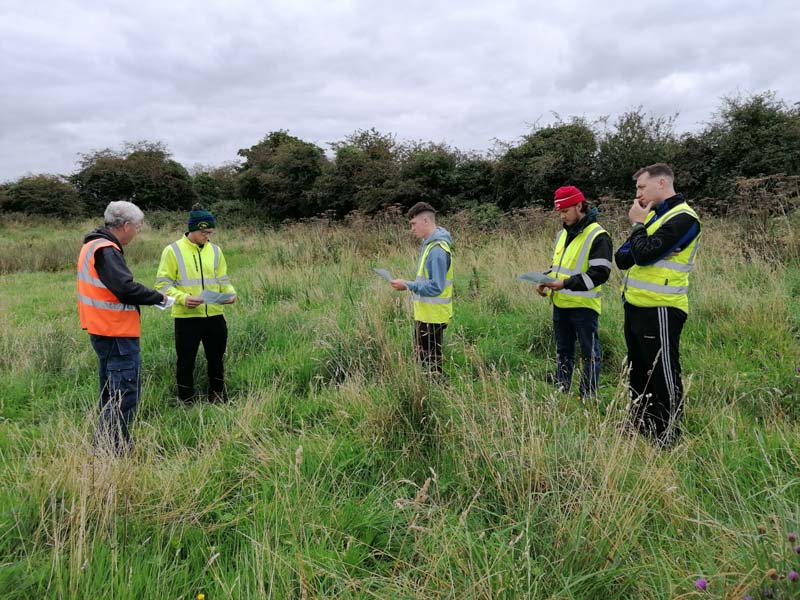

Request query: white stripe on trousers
[{"left": 657, "top": 306, "right": 675, "bottom": 403}]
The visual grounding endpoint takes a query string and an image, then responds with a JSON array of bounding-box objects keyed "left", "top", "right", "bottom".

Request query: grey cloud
[{"left": 1, "top": 0, "right": 798, "bottom": 181}]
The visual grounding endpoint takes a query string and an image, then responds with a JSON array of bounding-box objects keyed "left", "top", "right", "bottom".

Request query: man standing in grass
[
  {"left": 155, "top": 206, "right": 236, "bottom": 404},
  {"left": 77, "top": 201, "right": 167, "bottom": 454},
  {"left": 536, "top": 186, "right": 612, "bottom": 398},
  {"left": 614, "top": 164, "right": 701, "bottom": 448},
  {"left": 390, "top": 202, "right": 454, "bottom": 375}
]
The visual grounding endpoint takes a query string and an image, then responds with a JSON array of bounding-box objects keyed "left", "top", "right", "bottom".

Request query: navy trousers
[
  {"left": 552, "top": 306, "right": 601, "bottom": 397},
  {"left": 90, "top": 335, "right": 141, "bottom": 454}
]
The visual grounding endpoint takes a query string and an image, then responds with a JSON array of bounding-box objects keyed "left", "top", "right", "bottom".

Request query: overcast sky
[{"left": 1, "top": 0, "right": 798, "bottom": 182}]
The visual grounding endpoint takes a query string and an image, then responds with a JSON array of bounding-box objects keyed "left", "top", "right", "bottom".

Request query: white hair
[{"left": 104, "top": 201, "right": 144, "bottom": 229}]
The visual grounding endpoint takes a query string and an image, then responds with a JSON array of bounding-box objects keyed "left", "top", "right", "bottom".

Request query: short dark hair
[
  {"left": 634, "top": 163, "right": 674, "bottom": 181},
  {"left": 406, "top": 202, "right": 437, "bottom": 219}
]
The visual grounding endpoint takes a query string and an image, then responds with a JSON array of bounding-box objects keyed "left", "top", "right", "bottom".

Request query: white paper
[
  {"left": 152, "top": 295, "right": 176, "bottom": 311},
  {"left": 199, "top": 289, "right": 236, "bottom": 304},
  {"left": 373, "top": 268, "right": 393, "bottom": 281},
  {"left": 516, "top": 272, "right": 557, "bottom": 284}
]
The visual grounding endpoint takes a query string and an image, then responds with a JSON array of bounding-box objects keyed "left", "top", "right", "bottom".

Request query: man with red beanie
[{"left": 536, "top": 186, "right": 612, "bottom": 397}]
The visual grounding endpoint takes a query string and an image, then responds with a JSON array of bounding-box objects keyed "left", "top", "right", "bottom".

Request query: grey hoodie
[{"left": 406, "top": 226, "right": 453, "bottom": 297}]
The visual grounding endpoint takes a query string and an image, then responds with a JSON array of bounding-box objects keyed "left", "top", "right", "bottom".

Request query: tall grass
[{"left": 0, "top": 209, "right": 798, "bottom": 598}]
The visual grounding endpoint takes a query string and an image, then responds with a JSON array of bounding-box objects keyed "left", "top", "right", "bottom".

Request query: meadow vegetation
[{"left": 0, "top": 208, "right": 798, "bottom": 599}]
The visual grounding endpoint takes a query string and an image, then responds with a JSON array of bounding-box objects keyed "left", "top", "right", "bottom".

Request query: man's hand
[
  {"left": 159, "top": 292, "right": 168, "bottom": 305},
  {"left": 222, "top": 295, "right": 237, "bottom": 305},
  {"left": 543, "top": 279, "right": 565, "bottom": 291},
  {"left": 535, "top": 283, "right": 549, "bottom": 297},
  {"left": 185, "top": 295, "right": 204, "bottom": 308},
  {"left": 629, "top": 199, "right": 653, "bottom": 225},
  {"left": 389, "top": 279, "right": 407, "bottom": 291}
]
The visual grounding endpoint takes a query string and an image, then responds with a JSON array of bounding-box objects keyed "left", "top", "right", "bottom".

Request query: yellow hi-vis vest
[
  {"left": 622, "top": 202, "right": 701, "bottom": 314},
  {"left": 549, "top": 222, "right": 609, "bottom": 314},
  {"left": 412, "top": 240, "right": 453, "bottom": 324},
  {"left": 155, "top": 236, "right": 235, "bottom": 318}
]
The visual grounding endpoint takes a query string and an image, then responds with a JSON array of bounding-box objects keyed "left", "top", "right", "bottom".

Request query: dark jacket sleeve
[
  {"left": 94, "top": 247, "right": 163, "bottom": 306},
  {"left": 627, "top": 214, "right": 700, "bottom": 266},
  {"left": 615, "top": 214, "right": 700, "bottom": 269},
  {"left": 563, "top": 231, "right": 613, "bottom": 291}
]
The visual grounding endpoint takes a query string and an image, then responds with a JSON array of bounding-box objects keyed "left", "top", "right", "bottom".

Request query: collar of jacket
[
  {"left": 182, "top": 233, "right": 207, "bottom": 250},
  {"left": 655, "top": 193, "right": 686, "bottom": 217}
]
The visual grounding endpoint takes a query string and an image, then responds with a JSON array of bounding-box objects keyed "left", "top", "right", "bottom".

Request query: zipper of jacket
[
  {"left": 197, "top": 248, "right": 208, "bottom": 316},
  {"left": 195, "top": 248, "right": 209, "bottom": 317}
]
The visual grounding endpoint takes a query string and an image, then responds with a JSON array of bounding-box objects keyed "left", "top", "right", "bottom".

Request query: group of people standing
[
  {"left": 77, "top": 162, "right": 700, "bottom": 455},
  {"left": 386, "top": 163, "right": 701, "bottom": 449},
  {"left": 77, "top": 205, "right": 235, "bottom": 453}
]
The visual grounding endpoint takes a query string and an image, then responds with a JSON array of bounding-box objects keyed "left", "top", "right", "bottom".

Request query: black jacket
[
  {"left": 551, "top": 210, "right": 613, "bottom": 292},
  {"left": 82, "top": 227, "right": 163, "bottom": 308},
  {"left": 615, "top": 194, "right": 701, "bottom": 270}
]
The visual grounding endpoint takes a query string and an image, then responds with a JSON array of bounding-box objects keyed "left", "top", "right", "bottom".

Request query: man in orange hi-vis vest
[{"left": 77, "top": 201, "right": 166, "bottom": 454}]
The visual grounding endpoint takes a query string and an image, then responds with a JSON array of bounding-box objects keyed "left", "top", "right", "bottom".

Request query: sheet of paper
[
  {"left": 199, "top": 289, "right": 236, "bottom": 304},
  {"left": 373, "top": 268, "right": 393, "bottom": 281},
  {"left": 152, "top": 295, "right": 176, "bottom": 311},
  {"left": 516, "top": 272, "right": 557, "bottom": 284}
]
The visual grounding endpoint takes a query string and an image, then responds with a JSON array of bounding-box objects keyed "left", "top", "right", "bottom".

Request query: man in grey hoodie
[{"left": 390, "top": 202, "right": 454, "bottom": 375}]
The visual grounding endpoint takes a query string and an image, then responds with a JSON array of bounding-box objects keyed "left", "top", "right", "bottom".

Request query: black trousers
[
  {"left": 623, "top": 304, "right": 687, "bottom": 446},
  {"left": 414, "top": 321, "right": 447, "bottom": 375},
  {"left": 175, "top": 315, "right": 228, "bottom": 401}
]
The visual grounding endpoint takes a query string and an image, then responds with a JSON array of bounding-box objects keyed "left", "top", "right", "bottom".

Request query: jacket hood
[
  {"left": 424, "top": 226, "right": 454, "bottom": 248},
  {"left": 83, "top": 227, "right": 122, "bottom": 250}
]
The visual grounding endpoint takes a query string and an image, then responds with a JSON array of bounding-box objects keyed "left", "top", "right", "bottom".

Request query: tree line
[{"left": 2, "top": 91, "right": 799, "bottom": 221}]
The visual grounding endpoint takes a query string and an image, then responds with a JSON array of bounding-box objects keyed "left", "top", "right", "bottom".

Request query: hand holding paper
[{"left": 153, "top": 295, "right": 175, "bottom": 311}]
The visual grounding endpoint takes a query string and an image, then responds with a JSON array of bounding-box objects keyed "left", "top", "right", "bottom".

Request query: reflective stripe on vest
[
  {"left": 170, "top": 241, "right": 225, "bottom": 286},
  {"left": 76, "top": 239, "right": 140, "bottom": 337},
  {"left": 156, "top": 237, "right": 233, "bottom": 319},
  {"left": 549, "top": 222, "right": 607, "bottom": 313},
  {"left": 622, "top": 202, "right": 701, "bottom": 313},
  {"left": 412, "top": 241, "right": 453, "bottom": 324}
]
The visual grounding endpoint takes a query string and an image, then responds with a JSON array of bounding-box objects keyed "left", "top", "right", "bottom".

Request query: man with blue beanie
[{"left": 156, "top": 205, "right": 236, "bottom": 403}]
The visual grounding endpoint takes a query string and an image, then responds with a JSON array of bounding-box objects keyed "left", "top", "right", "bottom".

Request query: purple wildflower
[
  {"left": 789, "top": 570, "right": 799, "bottom": 582},
  {"left": 789, "top": 532, "right": 798, "bottom": 542},
  {"left": 795, "top": 544, "right": 800, "bottom": 554},
  {"left": 695, "top": 578, "right": 708, "bottom": 591}
]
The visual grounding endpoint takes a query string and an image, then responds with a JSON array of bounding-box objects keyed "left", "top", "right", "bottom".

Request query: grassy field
[{"left": 0, "top": 208, "right": 798, "bottom": 599}]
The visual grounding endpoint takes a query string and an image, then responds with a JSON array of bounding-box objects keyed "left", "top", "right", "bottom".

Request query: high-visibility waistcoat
[
  {"left": 155, "top": 236, "right": 234, "bottom": 318},
  {"left": 412, "top": 240, "right": 453, "bottom": 324},
  {"left": 77, "top": 239, "right": 140, "bottom": 337},
  {"left": 549, "top": 222, "right": 610, "bottom": 314},
  {"left": 622, "top": 202, "right": 701, "bottom": 314}
]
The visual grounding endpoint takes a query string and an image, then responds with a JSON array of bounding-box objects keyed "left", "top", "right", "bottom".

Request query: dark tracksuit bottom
[
  {"left": 553, "top": 306, "right": 601, "bottom": 397},
  {"left": 624, "top": 303, "right": 686, "bottom": 446},
  {"left": 175, "top": 315, "right": 228, "bottom": 402},
  {"left": 415, "top": 321, "right": 446, "bottom": 375}
]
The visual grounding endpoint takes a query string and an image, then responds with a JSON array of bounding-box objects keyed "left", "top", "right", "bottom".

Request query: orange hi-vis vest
[{"left": 77, "top": 239, "right": 140, "bottom": 337}]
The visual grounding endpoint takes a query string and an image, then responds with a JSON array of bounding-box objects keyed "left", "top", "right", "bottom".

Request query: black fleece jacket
[
  {"left": 550, "top": 210, "right": 613, "bottom": 292},
  {"left": 614, "top": 194, "right": 701, "bottom": 269},
  {"left": 83, "top": 227, "right": 163, "bottom": 308}
]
